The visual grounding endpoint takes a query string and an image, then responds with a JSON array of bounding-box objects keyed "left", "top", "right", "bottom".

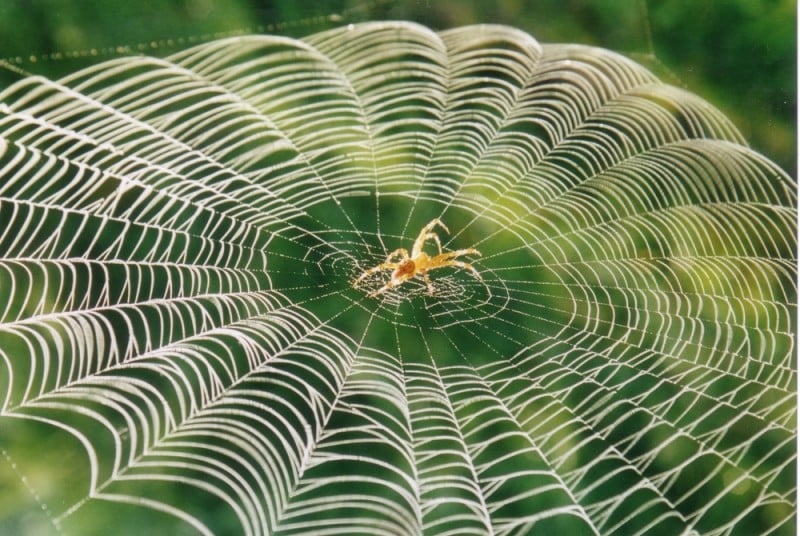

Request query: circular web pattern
[{"left": 0, "top": 22, "right": 795, "bottom": 535}]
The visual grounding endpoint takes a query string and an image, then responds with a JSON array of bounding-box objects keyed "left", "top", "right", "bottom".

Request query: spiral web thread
[{"left": 0, "top": 22, "right": 795, "bottom": 535}]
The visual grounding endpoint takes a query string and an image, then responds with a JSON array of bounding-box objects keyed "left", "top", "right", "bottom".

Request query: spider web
[{"left": 0, "top": 21, "right": 795, "bottom": 535}]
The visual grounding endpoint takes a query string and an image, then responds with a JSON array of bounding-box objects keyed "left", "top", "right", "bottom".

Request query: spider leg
[
  {"left": 432, "top": 259, "right": 482, "bottom": 280},
  {"left": 420, "top": 218, "right": 449, "bottom": 236},
  {"left": 354, "top": 247, "right": 409, "bottom": 288},
  {"left": 435, "top": 247, "right": 481, "bottom": 260},
  {"left": 421, "top": 233, "right": 443, "bottom": 254},
  {"left": 353, "top": 261, "right": 400, "bottom": 287},
  {"left": 423, "top": 271, "right": 435, "bottom": 294},
  {"left": 369, "top": 279, "right": 397, "bottom": 297},
  {"left": 384, "top": 248, "right": 409, "bottom": 263},
  {"left": 412, "top": 218, "right": 449, "bottom": 256}
]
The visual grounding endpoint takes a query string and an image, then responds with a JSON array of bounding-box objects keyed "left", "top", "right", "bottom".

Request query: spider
[{"left": 353, "top": 218, "right": 481, "bottom": 297}]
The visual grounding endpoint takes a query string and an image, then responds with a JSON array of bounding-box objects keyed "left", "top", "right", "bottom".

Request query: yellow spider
[{"left": 353, "top": 218, "right": 481, "bottom": 297}]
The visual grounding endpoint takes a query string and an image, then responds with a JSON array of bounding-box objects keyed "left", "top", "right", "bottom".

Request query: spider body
[{"left": 354, "top": 219, "right": 481, "bottom": 297}]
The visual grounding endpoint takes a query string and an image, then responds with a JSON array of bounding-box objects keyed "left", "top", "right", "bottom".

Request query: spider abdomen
[{"left": 392, "top": 260, "right": 416, "bottom": 280}]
